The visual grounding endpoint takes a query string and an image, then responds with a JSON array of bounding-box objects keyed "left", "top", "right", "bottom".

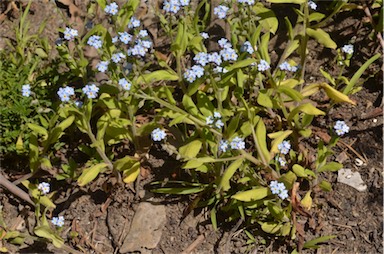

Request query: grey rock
[
  {"left": 120, "top": 202, "right": 166, "bottom": 253},
  {"left": 337, "top": 168, "right": 367, "bottom": 192}
]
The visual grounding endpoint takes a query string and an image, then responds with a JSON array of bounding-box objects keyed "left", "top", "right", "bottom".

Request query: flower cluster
[
  {"left": 163, "top": 0, "right": 190, "bottom": 13},
  {"left": 219, "top": 137, "right": 245, "bottom": 152},
  {"left": 218, "top": 40, "right": 238, "bottom": 62},
  {"left": 279, "top": 61, "right": 298, "bottom": 72},
  {"left": 119, "top": 32, "right": 133, "bottom": 44},
  {"left": 151, "top": 128, "right": 166, "bottom": 141},
  {"left": 128, "top": 17, "right": 140, "bottom": 29},
  {"left": 334, "top": 120, "right": 349, "bottom": 136},
  {"left": 51, "top": 216, "right": 65, "bottom": 227},
  {"left": 214, "top": 5, "right": 229, "bottom": 19},
  {"left": 22, "top": 84, "right": 31, "bottom": 97},
  {"left": 241, "top": 41, "right": 254, "bottom": 54},
  {"left": 128, "top": 39, "right": 152, "bottom": 57},
  {"left": 37, "top": 182, "right": 50, "bottom": 195},
  {"left": 278, "top": 140, "right": 291, "bottom": 155},
  {"left": 308, "top": 1, "right": 317, "bottom": 10},
  {"left": 257, "top": 59, "right": 270, "bottom": 72},
  {"left": 82, "top": 84, "right": 99, "bottom": 99},
  {"left": 97, "top": 61, "right": 109, "bottom": 72},
  {"left": 206, "top": 112, "right": 224, "bottom": 129},
  {"left": 341, "top": 44, "right": 354, "bottom": 55},
  {"left": 111, "top": 52, "right": 126, "bottom": 63},
  {"left": 184, "top": 65, "right": 205, "bottom": 83},
  {"left": 105, "top": 2, "right": 118, "bottom": 15},
  {"left": 118, "top": 78, "right": 132, "bottom": 91},
  {"left": 270, "top": 180, "right": 289, "bottom": 200},
  {"left": 63, "top": 27, "right": 78, "bottom": 41},
  {"left": 87, "top": 35, "right": 103, "bottom": 49},
  {"left": 57, "top": 86, "right": 75, "bottom": 102}
]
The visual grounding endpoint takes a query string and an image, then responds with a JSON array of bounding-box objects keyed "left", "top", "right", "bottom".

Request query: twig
[
  {"left": 180, "top": 234, "right": 206, "bottom": 254},
  {"left": 0, "top": 173, "right": 34, "bottom": 206},
  {"left": 224, "top": 218, "right": 244, "bottom": 254}
]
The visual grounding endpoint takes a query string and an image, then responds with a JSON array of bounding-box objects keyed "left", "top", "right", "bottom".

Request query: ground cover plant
[{"left": 0, "top": 0, "right": 382, "bottom": 253}]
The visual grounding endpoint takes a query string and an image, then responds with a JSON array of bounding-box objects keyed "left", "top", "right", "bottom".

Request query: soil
[{"left": 0, "top": 1, "right": 382, "bottom": 254}]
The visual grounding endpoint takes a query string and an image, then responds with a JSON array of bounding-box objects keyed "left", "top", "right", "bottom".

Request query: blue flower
[
  {"left": 277, "top": 157, "right": 287, "bottom": 167},
  {"left": 214, "top": 5, "right": 229, "bottom": 19},
  {"left": 57, "top": 86, "right": 75, "bottom": 102},
  {"left": 63, "top": 27, "right": 78, "bottom": 41},
  {"left": 119, "top": 32, "right": 133, "bottom": 44},
  {"left": 37, "top": 182, "right": 50, "bottom": 195},
  {"left": 184, "top": 65, "right": 205, "bottom": 83},
  {"left": 97, "top": 61, "right": 109, "bottom": 72},
  {"left": 208, "top": 52, "right": 222, "bottom": 65},
  {"left": 128, "top": 17, "right": 141, "bottom": 29},
  {"left": 179, "top": 0, "right": 190, "bottom": 6},
  {"left": 279, "top": 61, "right": 298, "bottom": 72},
  {"left": 118, "top": 78, "right": 132, "bottom": 91},
  {"left": 257, "top": 60, "right": 270, "bottom": 71},
  {"left": 22, "top": 84, "right": 31, "bottom": 97},
  {"left": 220, "top": 48, "right": 238, "bottom": 61},
  {"left": 218, "top": 38, "right": 231, "bottom": 49},
  {"left": 206, "top": 116, "right": 214, "bottom": 125},
  {"left": 341, "top": 44, "right": 354, "bottom": 55},
  {"left": 334, "top": 120, "right": 349, "bottom": 136},
  {"left": 139, "top": 30, "right": 149, "bottom": 37},
  {"left": 112, "top": 36, "right": 119, "bottom": 44},
  {"left": 200, "top": 32, "right": 209, "bottom": 39},
  {"left": 111, "top": 52, "right": 126, "bottom": 63},
  {"left": 241, "top": 41, "right": 254, "bottom": 54},
  {"left": 194, "top": 52, "right": 209, "bottom": 66},
  {"left": 308, "top": 1, "right": 317, "bottom": 10},
  {"left": 269, "top": 181, "right": 289, "bottom": 200},
  {"left": 82, "top": 84, "right": 99, "bottom": 99},
  {"left": 238, "top": 0, "right": 255, "bottom": 5},
  {"left": 163, "top": 0, "right": 180, "bottom": 13},
  {"left": 278, "top": 140, "right": 291, "bottom": 155},
  {"left": 105, "top": 2, "right": 118, "bottom": 15},
  {"left": 51, "top": 216, "right": 65, "bottom": 227},
  {"left": 151, "top": 128, "right": 166, "bottom": 141},
  {"left": 87, "top": 35, "right": 103, "bottom": 49},
  {"left": 230, "top": 137, "right": 245, "bottom": 150},
  {"left": 219, "top": 140, "right": 229, "bottom": 152}
]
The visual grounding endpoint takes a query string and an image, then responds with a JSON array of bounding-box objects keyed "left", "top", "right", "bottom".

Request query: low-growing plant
[{"left": 2, "top": 0, "right": 380, "bottom": 252}]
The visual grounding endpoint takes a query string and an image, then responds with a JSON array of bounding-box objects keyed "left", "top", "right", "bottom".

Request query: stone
[
  {"left": 120, "top": 202, "right": 166, "bottom": 253},
  {"left": 337, "top": 168, "right": 367, "bottom": 192}
]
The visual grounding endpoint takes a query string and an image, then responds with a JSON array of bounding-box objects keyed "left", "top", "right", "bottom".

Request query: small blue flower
[
  {"left": 215, "top": 119, "right": 224, "bottom": 129},
  {"left": 111, "top": 52, "right": 126, "bottom": 63},
  {"left": 118, "top": 78, "right": 132, "bottom": 91},
  {"left": 218, "top": 38, "right": 231, "bottom": 49},
  {"left": 163, "top": 0, "right": 180, "bottom": 13},
  {"left": 179, "top": 0, "right": 190, "bottom": 6},
  {"left": 51, "top": 216, "right": 65, "bottom": 227},
  {"left": 308, "top": 0, "right": 317, "bottom": 10},
  {"left": 194, "top": 52, "right": 209, "bottom": 66},
  {"left": 206, "top": 116, "right": 214, "bottom": 125},
  {"left": 151, "top": 128, "right": 166, "bottom": 141},
  {"left": 128, "top": 17, "right": 141, "bottom": 29},
  {"left": 82, "top": 84, "right": 99, "bottom": 99},
  {"left": 139, "top": 30, "right": 149, "bottom": 37},
  {"left": 269, "top": 180, "right": 289, "bottom": 200},
  {"left": 57, "top": 86, "right": 75, "bottom": 102},
  {"left": 105, "top": 2, "right": 119, "bottom": 15},
  {"left": 63, "top": 27, "right": 78, "bottom": 41},
  {"left": 112, "top": 36, "right": 119, "bottom": 44},
  {"left": 208, "top": 52, "right": 222, "bottom": 65},
  {"left": 230, "top": 137, "right": 245, "bottom": 150},
  {"left": 257, "top": 60, "right": 270, "bottom": 71},
  {"left": 22, "top": 84, "right": 31, "bottom": 97},
  {"left": 214, "top": 5, "right": 229, "bottom": 19},
  {"left": 213, "top": 66, "right": 228, "bottom": 74},
  {"left": 219, "top": 140, "right": 229, "bottom": 152},
  {"left": 334, "top": 120, "right": 349, "bottom": 136},
  {"left": 220, "top": 48, "right": 238, "bottom": 61},
  {"left": 37, "top": 182, "right": 50, "bottom": 195},
  {"left": 97, "top": 61, "right": 109, "bottom": 73},
  {"left": 241, "top": 41, "right": 254, "bottom": 54},
  {"left": 278, "top": 157, "right": 287, "bottom": 167},
  {"left": 278, "top": 140, "right": 291, "bottom": 155},
  {"left": 119, "top": 32, "right": 133, "bottom": 44},
  {"left": 238, "top": 0, "right": 255, "bottom": 5},
  {"left": 213, "top": 112, "right": 221, "bottom": 118},
  {"left": 87, "top": 35, "right": 103, "bottom": 49},
  {"left": 279, "top": 61, "right": 298, "bottom": 72},
  {"left": 184, "top": 65, "right": 205, "bottom": 83},
  {"left": 341, "top": 44, "right": 354, "bottom": 55},
  {"left": 200, "top": 32, "right": 209, "bottom": 39}
]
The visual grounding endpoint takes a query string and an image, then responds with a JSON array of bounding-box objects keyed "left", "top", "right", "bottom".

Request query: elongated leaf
[
  {"left": 179, "top": 140, "right": 202, "bottom": 159},
  {"left": 152, "top": 187, "right": 205, "bottom": 194},
  {"left": 303, "top": 235, "right": 336, "bottom": 249},
  {"left": 257, "top": 90, "right": 274, "bottom": 108},
  {"left": 288, "top": 103, "right": 325, "bottom": 121},
  {"left": 266, "top": 0, "right": 305, "bottom": 3},
  {"left": 320, "top": 83, "right": 356, "bottom": 105},
  {"left": 292, "top": 164, "right": 307, "bottom": 177},
  {"left": 318, "top": 162, "right": 342, "bottom": 173},
  {"left": 306, "top": 28, "right": 336, "bottom": 49},
  {"left": 182, "top": 95, "right": 200, "bottom": 116},
  {"left": 136, "top": 70, "right": 179, "bottom": 84},
  {"left": 219, "top": 159, "right": 244, "bottom": 191},
  {"left": 260, "top": 33, "right": 270, "bottom": 63},
  {"left": 226, "top": 58, "right": 257, "bottom": 71},
  {"left": 256, "top": 119, "right": 271, "bottom": 163},
  {"left": 123, "top": 161, "right": 140, "bottom": 183},
  {"left": 261, "top": 222, "right": 282, "bottom": 234},
  {"left": 277, "top": 86, "right": 303, "bottom": 102},
  {"left": 254, "top": 4, "right": 278, "bottom": 34},
  {"left": 269, "top": 130, "right": 293, "bottom": 154},
  {"left": 27, "top": 123, "right": 48, "bottom": 139},
  {"left": 232, "top": 187, "right": 269, "bottom": 201},
  {"left": 77, "top": 163, "right": 107, "bottom": 186},
  {"left": 34, "top": 226, "right": 64, "bottom": 248},
  {"left": 197, "top": 91, "right": 215, "bottom": 117},
  {"left": 183, "top": 157, "right": 215, "bottom": 169},
  {"left": 300, "top": 190, "right": 312, "bottom": 210}
]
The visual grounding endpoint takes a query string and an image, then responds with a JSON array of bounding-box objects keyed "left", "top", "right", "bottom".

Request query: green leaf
[
  {"left": 183, "top": 157, "right": 215, "bottom": 169},
  {"left": 232, "top": 187, "right": 269, "bottom": 201},
  {"left": 292, "top": 164, "right": 308, "bottom": 177},
  {"left": 318, "top": 162, "right": 342, "bottom": 173},
  {"left": 226, "top": 58, "right": 256, "bottom": 72},
  {"left": 288, "top": 103, "right": 325, "bottom": 122},
  {"left": 261, "top": 222, "right": 282, "bottom": 234},
  {"left": 182, "top": 95, "right": 200, "bottom": 116},
  {"left": 256, "top": 119, "right": 271, "bottom": 163},
  {"left": 254, "top": 3, "right": 278, "bottom": 34},
  {"left": 344, "top": 53, "right": 380, "bottom": 94},
  {"left": 196, "top": 91, "right": 215, "bottom": 117},
  {"left": 179, "top": 140, "right": 202, "bottom": 159},
  {"left": 277, "top": 86, "right": 303, "bottom": 102},
  {"left": 136, "top": 70, "right": 179, "bottom": 84},
  {"left": 306, "top": 28, "right": 337, "bottom": 49},
  {"left": 27, "top": 123, "right": 48, "bottom": 139},
  {"left": 152, "top": 187, "right": 205, "bottom": 194},
  {"left": 123, "top": 161, "right": 140, "bottom": 183},
  {"left": 219, "top": 159, "right": 244, "bottom": 192},
  {"left": 226, "top": 114, "right": 241, "bottom": 138},
  {"left": 260, "top": 33, "right": 270, "bottom": 63},
  {"left": 300, "top": 190, "right": 312, "bottom": 210},
  {"left": 268, "top": 130, "right": 293, "bottom": 154},
  {"left": 321, "top": 83, "right": 356, "bottom": 105},
  {"left": 77, "top": 163, "right": 108, "bottom": 186},
  {"left": 257, "top": 89, "right": 273, "bottom": 108},
  {"left": 267, "top": 202, "right": 284, "bottom": 220},
  {"left": 319, "top": 180, "right": 332, "bottom": 192},
  {"left": 34, "top": 226, "right": 64, "bottom": 248},
  {"left": 303, "top": 235, "right": 336, "bottom": 249},
  {"left": 309, "top": 12, "right": 325, "bottom": 22},
  {"left": 279, "top": 171, "right": 297, "bottom": 190},
  {"left": 29, "top": 134, "right": 39, "bottom": 172}
]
